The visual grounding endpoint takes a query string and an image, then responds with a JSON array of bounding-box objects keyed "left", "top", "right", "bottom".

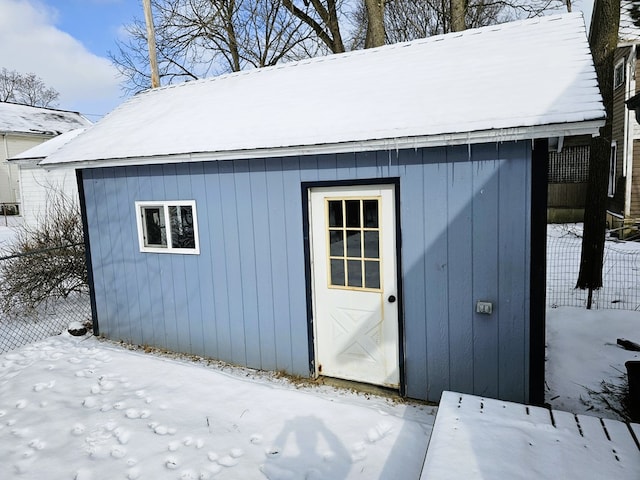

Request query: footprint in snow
[
  {"left": 74, "top": 468, "right": 93, "bottom": 480},
  {"left": 179, "top": 469, "right": 198, "bottom": 480},
  {"left": 111, "top": 445, "right": 127, "bottom": 459},
  {"left": 230, "top": 448, "right": 244, "bottom": 458},
  {"left": 203, "top": 464, "right": 222, "bottom": 477},
  {"left": 366, "top": 422, "right": 393, "bottom": 443},
  {"left": 33, "top": 381, "right": 54, "bottom": 392},
  {"left": 71, "top": 423, "right": 86, "bottom": 436},
  {"left": 28, "top": 439, "right": 45, "bottom": 450},
  {"left": 115, "top": 428, "right": 131, "bottom": 445},
  {"left": 15, "top": 399, "right": 28, "bottom": 409},
  {"left": 351, "top": 441, "right": 367, "bottom": 462},
  {"left": 125, "top": 409, "right": 140, "bottom": 419},
  {"left": 217, "top": 455, "right": 238, "bottom": 467},
  {"left": 165, "top": 456, "right": 180, "bottom": 469},
  {"left": 126, "top": 467, "right": 141, "bottom": 480},
  {"left": 250, "top": 433, "right": 263, "bottom": 445}
]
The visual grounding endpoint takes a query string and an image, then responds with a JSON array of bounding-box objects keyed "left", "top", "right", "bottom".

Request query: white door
[{"left": 309, "top": 185, "right": 399, "bottom": 388}]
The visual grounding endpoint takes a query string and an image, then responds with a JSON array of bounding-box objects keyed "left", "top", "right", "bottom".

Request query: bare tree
[
  {"left": 110, "top": 0, "right": 316, "bottom": 93},
  {"left": 0, "top": 69, "right": 59, "bottom": 107},
  {"left": 576, "top": 0, "right": 621, "bottom": 307},
  {"left": 0, "top": 68, "right": 21, "bottom": 102},
  {"left": 282, "top": 0, "right": 347, "bottom": 53},
  {"left": 450, "top": 0, "right": 466, "bottom": 31}
]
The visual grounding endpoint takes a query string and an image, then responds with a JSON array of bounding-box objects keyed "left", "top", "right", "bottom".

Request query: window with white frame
[
  {"left": 608, "top": 142, "right": 617, "bottom": 198},
  {"left": 135, "top": 201, "right": 200, "bottom": 254},
  {"left": 614, "top": 60, "right": 625, "bottom": 90}
]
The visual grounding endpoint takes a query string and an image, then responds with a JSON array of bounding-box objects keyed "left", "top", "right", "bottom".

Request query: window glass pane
[
  {"left": 364, "top": 231, "right": 379, "bottom": 258},
  {"left": 143, "top": 207, "right": 166, "bottom": 247},
  {"left": 345, "top": 200, "right": 360, "bottom": 228},
  {"left": 346, "top": 230, "right": 361, "bottom": 257},
  {"left": 363, "top": 200, "right": 378, "bottom": 228},
  {"left": 328, "top": 200, "right": 343, "bottom": 227},
  {"left": 329, "top": 230, "right": 344, "bottom": 257},
  {"left": 330, "top": 259, "right": 345, "bottom": 286},
  {"left": 169, "top": 205, "right": 196, "bottom": 249},
  {"left": 364, "top": 261, "right": 380, "bottom": 289},
  {"left": 347, "top": 260, "right": 362, "bottom": 287}
]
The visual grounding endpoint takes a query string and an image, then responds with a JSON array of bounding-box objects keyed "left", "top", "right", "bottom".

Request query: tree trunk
[
  {"left": 450, "top": 0, "right": 466, "bottom": 32},
  {"left": 364, "top": 0, "right": 385, "bottom": 48},
  {"left": 576, "top": 0, "right": 620, "bottom": 306}
]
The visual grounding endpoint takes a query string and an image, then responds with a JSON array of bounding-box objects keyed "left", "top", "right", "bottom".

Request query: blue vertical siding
[{"left": 83, "top": 141, "right": 533, "bottom": 402}]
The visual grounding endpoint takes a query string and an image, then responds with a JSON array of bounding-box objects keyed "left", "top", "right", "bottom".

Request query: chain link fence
[
  {"left": 0, "top": 244, "right": 91, "bottom": 354},
  {"left": 547, "top": 226, "right": 640, "bottom": 310}
]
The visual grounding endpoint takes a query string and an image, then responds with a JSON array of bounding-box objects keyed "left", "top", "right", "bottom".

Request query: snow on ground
[
  {"left": 0, "top": 334, "right": 435, "bottom": 480},
  {"left": 546, "top": 306, "right": 640, "bottom": 419},
  {"left": 0, "top": 215, "right": 21, "bottom": 254}
]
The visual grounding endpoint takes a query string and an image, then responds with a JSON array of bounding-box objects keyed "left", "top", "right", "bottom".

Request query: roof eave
[{"left": 42, "top": 120, "right": 606, "bottom": 170}]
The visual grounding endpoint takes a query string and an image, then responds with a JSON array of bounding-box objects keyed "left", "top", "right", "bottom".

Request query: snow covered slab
[
  {"left": 0, "top": 335, "right": 435, "bottom": 479},
  {"left": 42, "top": 12, "right": 604, "bottom": 168},
  {"left": 421, "top": 391, "right": 640, "bottom": 479}
]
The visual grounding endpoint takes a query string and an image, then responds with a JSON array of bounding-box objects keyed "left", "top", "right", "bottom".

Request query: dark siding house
[{"left": 43, "top": 13, "right": 604, "bottom": 405}]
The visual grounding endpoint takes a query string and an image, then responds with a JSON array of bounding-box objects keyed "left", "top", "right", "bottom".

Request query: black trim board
[
  {"left": 529, "top": 139, "right": 548, "bottom": 405},
  {"left": 301, "top": 178, "right": 405, "bottom": 396},
  {"left": 76, "top": 169, "right": 99, "bottom": 336}
]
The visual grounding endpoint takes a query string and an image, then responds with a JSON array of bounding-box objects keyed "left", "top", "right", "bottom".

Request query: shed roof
[
  {"left": 42, "top": 12, "right": 605, "bottom": 168},
  {"left": 0, "top": 102, "right": 91, "bottom": 136},
  {"left": 619, "top": 0, "right": 640, "bottom": 45}
]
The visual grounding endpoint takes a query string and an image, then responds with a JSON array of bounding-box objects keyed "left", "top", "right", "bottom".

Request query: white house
[{"left": 0, "top": 102, "right": 91, "bottom": 221}]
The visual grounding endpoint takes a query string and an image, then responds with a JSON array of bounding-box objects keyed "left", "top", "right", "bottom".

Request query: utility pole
[{"left": 142, "top": 0, "right": 160, "bottom": 89}]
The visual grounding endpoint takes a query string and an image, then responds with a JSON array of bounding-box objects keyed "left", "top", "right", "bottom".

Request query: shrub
[{"left": 0, "top": 192, "right": 88, "bottom": 315}]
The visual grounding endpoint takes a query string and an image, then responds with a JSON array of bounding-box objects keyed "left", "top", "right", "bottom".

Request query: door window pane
[
  {"left": 364, "top": 231, "right": 379, "bottom": 259},
  {"left": 328, "top": 200, "right": 343, "bottom": 227},
  {"left": 330, "top": 259, "right": 345, "bottom": 286},
  {"left": 347, "top": 260, "right": 362, "bottom": 287},
  {"left": 365, "top": 261, "right": 380, "bottom": 289},
  {"left": 363, "top": 200, "right": 378, "bottom": 228},
  {"left": 346, "top": 230, "right": 361, "bottom": 257},
  {"left": 329, "top": 230, "right": 344, "bottom": 256},
  {"left": 345, "top": 200, "right": 360, "bottom": 228}
]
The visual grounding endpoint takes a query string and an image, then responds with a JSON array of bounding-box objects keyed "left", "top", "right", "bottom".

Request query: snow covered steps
[{"left": 421, "top": 391, "right": 640, "bottom": 479}]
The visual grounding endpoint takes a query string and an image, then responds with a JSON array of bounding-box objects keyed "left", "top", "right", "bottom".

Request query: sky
[
  {"left": 0, "top": 0, "right": 596, "bottom": 122},
  {"left": 0, "top": 0, "right": 141, "bottom": 121}
]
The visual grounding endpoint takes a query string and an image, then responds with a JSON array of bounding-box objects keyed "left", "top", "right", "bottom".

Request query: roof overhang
[{"left": 44, "top": 120, "right": 604, "bottom": 170}]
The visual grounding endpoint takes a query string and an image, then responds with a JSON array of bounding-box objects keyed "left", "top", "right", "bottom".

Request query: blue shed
[{"left": 43, "top": 13, "right": 604, "bottom": 404}]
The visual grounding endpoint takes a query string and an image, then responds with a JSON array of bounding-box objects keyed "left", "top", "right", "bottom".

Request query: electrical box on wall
[{"left": 476, "top": 301, "right": 493, "bottom": 315}]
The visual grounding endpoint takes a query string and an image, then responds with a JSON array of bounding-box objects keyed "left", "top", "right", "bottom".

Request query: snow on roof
[
  {"left": 619, "top": 1, "right": 640, "bottom": 45},
  {"left": 9, "top": 128, "right": 87, "bottom": 161},
  {"left": 0, "top": 102, "right": 91, "bottom": 136},
  {"left": 42, "top": 12, "right": 604, "bottom": 168}
]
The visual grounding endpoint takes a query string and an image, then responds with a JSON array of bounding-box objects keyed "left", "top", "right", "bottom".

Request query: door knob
[{"left": 388, "top": 295, "right": 396, "bottom": 303}]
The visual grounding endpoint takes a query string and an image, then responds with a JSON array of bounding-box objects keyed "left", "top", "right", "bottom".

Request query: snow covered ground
[
  {"left": 0, "top": 220, "right": 639, "bottom": 478},
  {"left": 0, "top": 335, "right": 434, "bottom": 480}
]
